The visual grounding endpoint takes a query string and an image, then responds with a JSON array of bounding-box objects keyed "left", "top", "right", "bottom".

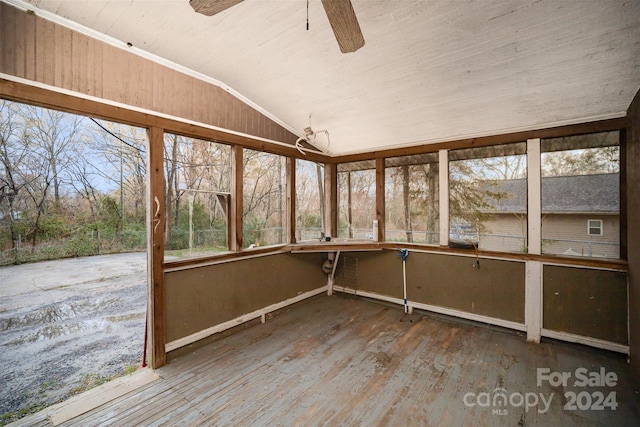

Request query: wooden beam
[
  {"left": 146, "top": 126, "right": 166, "bottom": 369},
  {"left": 375, "top": 157, "right": 385, "bottom": 241},
  {"left": 287, "top": 157, "right": 296, "bottom": 244},
  {"left": 332, "top": 117, "right": 628, "bottom": 164},
  {"left": 324, "top": 163, "right": 338, "bottom": 238},
  {"left": 231, "top": 145, "right": 243, "bottom": 251},
  {"left": 0, "top": 78, "right": 330, "bottom": 163}
]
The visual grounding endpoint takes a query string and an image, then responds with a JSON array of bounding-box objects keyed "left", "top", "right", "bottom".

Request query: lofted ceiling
[{"left": 15, "top": 0, "right": 640, "bottom": 155}]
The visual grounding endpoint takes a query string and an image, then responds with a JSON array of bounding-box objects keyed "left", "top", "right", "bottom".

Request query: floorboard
[{"left": 13, "top": 294, "right": 640, "bottom": 426}]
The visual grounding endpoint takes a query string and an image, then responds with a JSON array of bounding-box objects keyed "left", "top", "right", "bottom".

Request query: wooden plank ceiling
[{"left": 11, "top": 0, "right": 640, "bottom": 155}]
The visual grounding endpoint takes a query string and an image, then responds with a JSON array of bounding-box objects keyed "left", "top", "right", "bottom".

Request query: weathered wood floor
[{"left": 16, "top": 294, "right": 640, "bottom": 426}]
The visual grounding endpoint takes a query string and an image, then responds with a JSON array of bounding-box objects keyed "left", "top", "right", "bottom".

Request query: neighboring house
[{"left": 480, "top": 173, "right": 619, "bottom": 258}]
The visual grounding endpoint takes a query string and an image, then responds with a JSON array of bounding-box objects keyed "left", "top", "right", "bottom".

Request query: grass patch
[
  {"left": 0, "top": 364, "right": 141, "bottom": 426},
  {"left": 0, "top": 403, "right": 49, "bottom": 426}
]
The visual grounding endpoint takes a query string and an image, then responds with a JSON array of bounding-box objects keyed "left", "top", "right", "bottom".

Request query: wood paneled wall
[
  {"left": 627, "top": 88, "right": 640, "bottom": 382},
  {"left": 164, "top": 252, "right": 327, "bottom": 344},
  {"left": 0, "top": 3, "right": 297, "bottom": 145},
  {"left": 543, "top": 266, "right": 628, "bottom": 345},
  {"left": 335, "top": 250, "right": 526, "bottom": 324}
]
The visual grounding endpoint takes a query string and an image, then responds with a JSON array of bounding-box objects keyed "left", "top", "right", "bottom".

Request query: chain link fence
[{"left": 0, "top": 229, "right": 147, "bottom": 266}]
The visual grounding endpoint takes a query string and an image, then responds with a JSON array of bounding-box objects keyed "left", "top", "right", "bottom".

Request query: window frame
[{"left": 587, "top": 219, "right": 604, "bottom": 236}]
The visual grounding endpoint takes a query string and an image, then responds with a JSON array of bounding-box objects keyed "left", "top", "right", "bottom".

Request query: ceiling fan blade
[
  {"left": 321, "top": 0, "right": 365, "bottom": 53},
  {"left": 190, "top": 0, "right": 244, "bottom": 16}
]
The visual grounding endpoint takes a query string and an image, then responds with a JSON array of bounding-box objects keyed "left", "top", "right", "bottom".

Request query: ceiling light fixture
[{"left": 295, "top": 126, "right": 330, "bottom": 156}]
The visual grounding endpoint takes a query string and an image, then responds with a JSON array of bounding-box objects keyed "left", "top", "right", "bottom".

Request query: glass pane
[
  {"left": 296, "top": 160, "right": 324, "bottom": 241},
  {"left": 337, "top": 162, "right": 376, "bottom": 240},
  {"left": 385, "top": 154, "right": 439, "bottom": 244},
  {"left": 164, "top": 133, "right": 231, "bottom": 259},
  {"left": 243, "top": 150, "right": 286, "bottom": 248},
  {"left": 449, "top": 143, "right": 527, "bottom": 253},
  {"left": 541, "top": 132, "right": 619, "bottom": 258}
]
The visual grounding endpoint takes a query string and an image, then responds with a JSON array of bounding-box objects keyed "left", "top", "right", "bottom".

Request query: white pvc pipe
[{"left": 402, "top": 258, "right": 408, "bottom": 313}]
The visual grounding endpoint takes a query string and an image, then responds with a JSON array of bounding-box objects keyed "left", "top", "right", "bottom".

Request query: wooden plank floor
[{"left": 15, "top": 294, "right": 640, "bottom": 426}]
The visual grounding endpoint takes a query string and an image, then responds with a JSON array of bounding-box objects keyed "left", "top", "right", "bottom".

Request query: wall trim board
[
  {"left": 163, "top": 244, "right": 627, "bottom": 277},
  {"left": 403, "top": 246, "right": 525, "bottom": 264},
  {"left": 540, "top": 260, "right": 628, "bottom": 273},
  {"left": 541, "top": 329, "right": 629, "bottom": 354},
  {"left": 290, "top": 248, "right": 382, "bottom": 253},
  {"left": 332, "top": 286, "right": 527, "bottom": 333},
  {"left": 291, "top": 242, "right": 628, "bottom": 271},
  {"left": 163, "top": 247, "right": 289, "bottom": 273},
  {"left": 165, "top": 285, "right": 328, "bottom": 352}
]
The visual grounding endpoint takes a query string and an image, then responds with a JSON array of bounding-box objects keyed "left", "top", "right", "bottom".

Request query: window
[
  {"left": 296, "top": 159, "right": 324, "bottom": 241},
  {"left": 337, "top": 161, "right": 376, "bottom": 240},
  {"left": 587, "top": 219, "right": 603, "bottom": 236},
  {"left": 243, "top": 150, "right": 287, "bottom": 248},
  {"left": 0, "top": 99, "right": 149, "bottom": 264},
  {"left": 449, "top": 143, "right": 527, "bottom": 253},
  {"left": 164, "top": 134, "right": 231, "bottom": 258},
  {"left": 541, "top": 131, "right": 619, "bottom": 258},
  {"left": 385, "top": 154, "right": 439, "bottom": 244}
]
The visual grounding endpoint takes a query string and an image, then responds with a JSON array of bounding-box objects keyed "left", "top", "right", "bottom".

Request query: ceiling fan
[{"left": 189, "top": 0, "right": 365, "bottom": 53}]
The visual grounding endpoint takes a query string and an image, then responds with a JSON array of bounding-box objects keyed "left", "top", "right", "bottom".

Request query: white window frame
[{"left": 587, "top": 219, "right": 603, "bottom": 236}]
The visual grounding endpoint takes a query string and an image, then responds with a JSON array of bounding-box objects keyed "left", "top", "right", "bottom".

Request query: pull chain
[{"left": 306, "top": 0, "right": 309, "bottom": 30}]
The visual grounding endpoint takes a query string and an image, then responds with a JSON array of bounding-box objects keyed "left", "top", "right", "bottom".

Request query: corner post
[
  {"left": 146, "top": 126, "right": 166, "bottom": 368},
  {"left": 231, "top": 146, "right": 243, "bottom": 251},
  {"left": 324, "top": 163, "right": 338, "bottom": 238},
  {"left": 287, "top": 157, "right": 296, "bottom": 243},
  {"left": 439, "top": 150, "right": 449, "bottom": 246},
  {"left": 376, "top": 157, "right": 385, "bottom": 241}
]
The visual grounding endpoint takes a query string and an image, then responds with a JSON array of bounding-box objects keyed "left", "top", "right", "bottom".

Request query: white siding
[{"left": 542, "top": 214, "right": 619, "bottom": 258}]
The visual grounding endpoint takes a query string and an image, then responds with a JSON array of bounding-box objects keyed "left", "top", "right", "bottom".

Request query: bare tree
[
  {"left": 542, "top": 146, "right": 619, "bottom": 177},
  {"left": 0, "top": 101, "right": 29, "bottom": 247},
  {"left": 88, "top": 120, "right": 147, "bottom": 229},
  {"left": 22, "top": 106, "right": 82, "bottom": 204}
]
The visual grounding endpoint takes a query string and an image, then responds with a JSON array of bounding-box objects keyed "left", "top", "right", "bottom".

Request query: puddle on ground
[
  {"left": 6, "top": 319, "right": 113, "bottom": 345},
  {"left": 105, "top": 312, "right": 145, "bottom": 323},
  {"left": 0, "top": 297, "right": 119, "bottom": 332}
]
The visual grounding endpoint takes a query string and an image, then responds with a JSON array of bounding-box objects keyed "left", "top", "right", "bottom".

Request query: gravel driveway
[{"left": 0, "top": 253, "right": 147, "bottom": 424}]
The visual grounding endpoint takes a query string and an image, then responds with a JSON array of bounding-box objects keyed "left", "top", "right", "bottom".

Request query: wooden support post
[
  {"left": 376, "top": 157, "right": 385, "bottom": 241},
  {"left": 146, "top": 126, "right": 166, "bottom": 369},
  {"left": 527, "top": 138, "right": 541, "bottom": 255},
  {"left": 526, "top": 139, "right": 542, "bottom": 343},
  {"left": 347, "top": 171, "right": 353, "bottom": 238},
  {"left": 287, "top": 157, "right": 296, "bottom": 244},
  {"left": 619, "top": 129, "right": 627, "bottom": 260},
  {"left": 525, "top": 260, "right": 543, "bottom": 343},
  {"left": 439, "top": 150, "right": 449, "bottom": 246},
  {"left": 324, "top": 163, "right": 338, "bottom": 238},
  {"left": 231, "top": 146, "right": 243, "bottom": 251}
]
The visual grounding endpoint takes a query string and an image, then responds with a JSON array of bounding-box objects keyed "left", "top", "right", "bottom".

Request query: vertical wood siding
[
  {"left": 0, "top": 3, "right": 297, "bottom": 145},
  {"left": 627, "top": 88, "right": 640, "bottom": 383}
]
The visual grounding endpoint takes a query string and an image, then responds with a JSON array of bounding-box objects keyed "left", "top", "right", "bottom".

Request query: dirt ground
[{"left": 0, "top": 253, "right": 147, "bottom": 423}]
